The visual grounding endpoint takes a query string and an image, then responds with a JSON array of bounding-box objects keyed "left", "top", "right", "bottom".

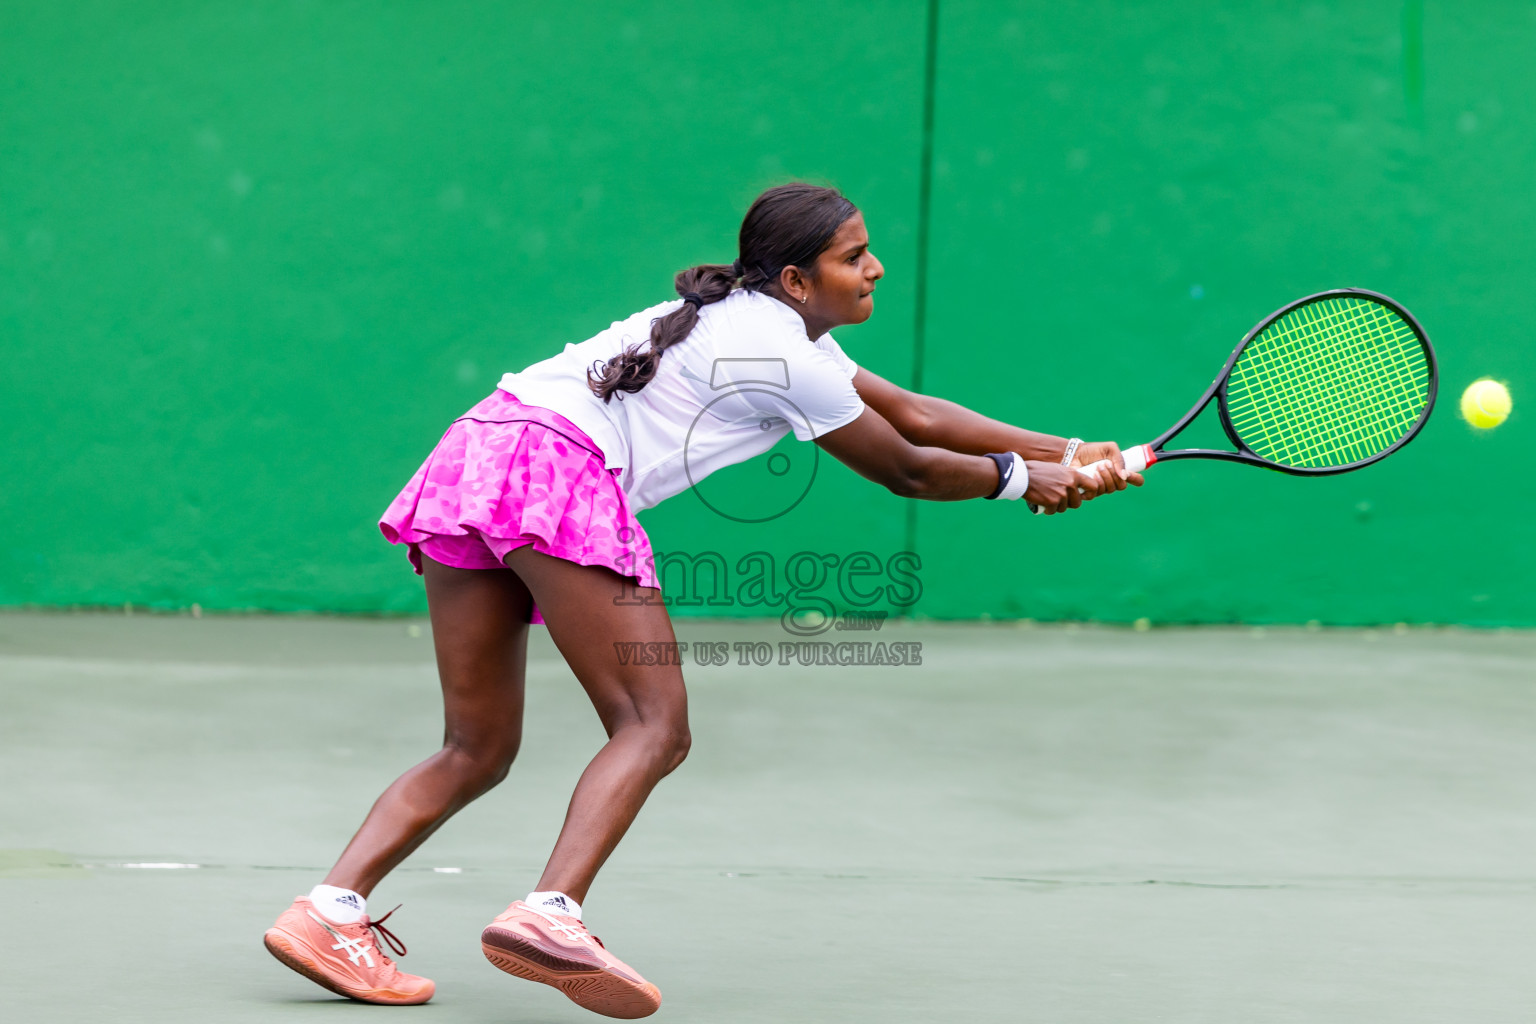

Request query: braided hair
[{"left": 587, "top": 183, "right": 858, "bottom": 402}]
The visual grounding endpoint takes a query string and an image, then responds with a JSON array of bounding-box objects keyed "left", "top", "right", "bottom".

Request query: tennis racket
[{"left": 1033, "top": 288, "right": 1437, "bottom": 512}]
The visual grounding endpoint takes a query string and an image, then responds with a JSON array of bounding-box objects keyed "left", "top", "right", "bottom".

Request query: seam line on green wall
[
  {"left": 905, "top": 0, "right": 940, "bottom": 564},
  {"left": 1402, "top": 0, "right": 1424, "bottom": 125}
]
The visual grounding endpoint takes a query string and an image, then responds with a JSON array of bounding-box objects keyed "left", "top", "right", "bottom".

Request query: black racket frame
[{"left": 1148, "top": 288, "right": 1438, "bottom": 475}]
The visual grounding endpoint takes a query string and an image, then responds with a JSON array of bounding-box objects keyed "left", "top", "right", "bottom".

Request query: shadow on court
[{"left": 3, "top": 612, "right": 1534, "bottom": 1023}]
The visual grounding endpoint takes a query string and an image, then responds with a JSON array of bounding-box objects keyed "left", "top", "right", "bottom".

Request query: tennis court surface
[{"left": 5, "top": 612, "right": 1534, "bottom": 1023}]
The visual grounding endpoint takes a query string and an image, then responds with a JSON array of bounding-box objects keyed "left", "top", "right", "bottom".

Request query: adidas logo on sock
[
  {"left": 542, "top": 896, "right": 570, "bottom": 912},
  {"left": 337, "top": 894, "right": 361, "bottom": 908}
]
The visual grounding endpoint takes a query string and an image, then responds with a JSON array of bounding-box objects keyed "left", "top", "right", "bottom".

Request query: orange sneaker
[
  {"left": 481, "top": 901, "right": 661, "bottom": 1019},
  {"left": 263, "top": 896, "right": 434, "bottom": 1005}
]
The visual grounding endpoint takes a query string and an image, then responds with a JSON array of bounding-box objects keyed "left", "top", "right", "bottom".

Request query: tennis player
[{"left": 263, "top": 183, "right": 1141, "bottom": 1017}]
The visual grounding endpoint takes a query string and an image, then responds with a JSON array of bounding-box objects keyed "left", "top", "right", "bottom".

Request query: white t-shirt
[{"left": 498, "top": 288, "right": 865, "bottom": 511}]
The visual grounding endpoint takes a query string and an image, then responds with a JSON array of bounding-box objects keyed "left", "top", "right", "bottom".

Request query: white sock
[
  {"left": 526, "top": 890, "right": 582, "bottom": 920},
  {"left": 309, "top": 884, "right": 367, "bottom": 925}
]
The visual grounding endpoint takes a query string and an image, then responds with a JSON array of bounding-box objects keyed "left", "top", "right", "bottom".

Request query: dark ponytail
[
  {"left": 587, "top": 263, "right": 737, "bottom": 403},
  {"left": 588, "top": 183, "right": 858, "bottom": 402}
]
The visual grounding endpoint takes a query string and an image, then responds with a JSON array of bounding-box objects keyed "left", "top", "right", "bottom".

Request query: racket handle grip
[
  {"left": 1078, "top": 443, "right": 1154, "bottom": 482},
  {"left": 1028, "top": 443, "right": 1154, "bottom": 515}
]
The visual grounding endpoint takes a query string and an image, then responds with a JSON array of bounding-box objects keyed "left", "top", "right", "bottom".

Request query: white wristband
[{"left": 995, "top": 452, "right": 1030, "bottom": 501}]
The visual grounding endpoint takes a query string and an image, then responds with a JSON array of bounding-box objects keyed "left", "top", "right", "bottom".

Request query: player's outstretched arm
[
  {"left": 816, "top": 406, "right": 1104, "bottom": 513},
  {"left": 849, "top": 367, "right": 1144, "bottom": 491}
]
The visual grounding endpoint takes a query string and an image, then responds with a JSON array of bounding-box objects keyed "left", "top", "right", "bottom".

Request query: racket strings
[
  {"left": 1242, "top": 323, "right": 1425, "bottom": 465},
  {"left": 1233, "top": 313, "right": 1421, "bottom": 467},
  {"left": 1284, "top": 315, "right": 1427, "bottom": 463},
  {"left": 1240, "top": 305, "right": 1417, "bottom": 461},
  {"left": 1224, "top": 297, "right": 1430, "bottom": 469},
  {"left": 1239, "top": 306, "right": 1386, "bottom": 444}
]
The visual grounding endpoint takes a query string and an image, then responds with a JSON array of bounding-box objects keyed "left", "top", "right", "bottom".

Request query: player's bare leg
[
  {"left": 324, "top": 557, "right": 533, "bottom": 896},
  {"left": 503, "top": 547, "right": 689, "bottom": 902},
  {"left": 479, "top": 548, "right": 687, "bottom": 1018}
]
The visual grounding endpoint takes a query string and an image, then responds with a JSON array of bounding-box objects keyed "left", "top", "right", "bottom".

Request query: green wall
[{"left": 2, "top": 2, "right": 1529, "bottom": 626}]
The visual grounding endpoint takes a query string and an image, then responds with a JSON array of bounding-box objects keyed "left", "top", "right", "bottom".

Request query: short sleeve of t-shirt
[{"left": 816, "top": 333, "right": 860, "bottom": 380}]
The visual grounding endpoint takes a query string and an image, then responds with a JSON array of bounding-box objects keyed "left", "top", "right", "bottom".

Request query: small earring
[{"left": 800, "top": 295, "right": 807, "bottom": 304}]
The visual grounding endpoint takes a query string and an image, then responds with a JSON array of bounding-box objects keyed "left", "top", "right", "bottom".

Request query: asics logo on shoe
[
  {"left": 308, "top": 910, "right": 375, "bottom": 967},
  {"left": 524, "top": 903, "right": 589, "bottom": 943}
]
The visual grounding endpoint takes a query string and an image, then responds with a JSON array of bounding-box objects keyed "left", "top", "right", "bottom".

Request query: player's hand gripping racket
[{"left": 1034, "top": 289, "right": 1436, "bottom": 511}]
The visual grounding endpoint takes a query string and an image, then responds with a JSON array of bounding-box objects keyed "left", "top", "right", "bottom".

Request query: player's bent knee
[
  {"left": 443, "top": 739, "right": 520, "bottom": 795},
  {"left": 476, "top": 757, "right": 515, "bottom": 793},
  {"left": 661, "top": 727, "right": 691, "bottom": 775}
]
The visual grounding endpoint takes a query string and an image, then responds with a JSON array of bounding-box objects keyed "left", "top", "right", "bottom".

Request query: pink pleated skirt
[{"left": 379, "top": 390, "right": 658, "bottom": 623}]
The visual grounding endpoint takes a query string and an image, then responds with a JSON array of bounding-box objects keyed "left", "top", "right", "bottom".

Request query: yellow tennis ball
[{"left": 1460, "top": 378, "right": 1511, "bottom": 429}]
